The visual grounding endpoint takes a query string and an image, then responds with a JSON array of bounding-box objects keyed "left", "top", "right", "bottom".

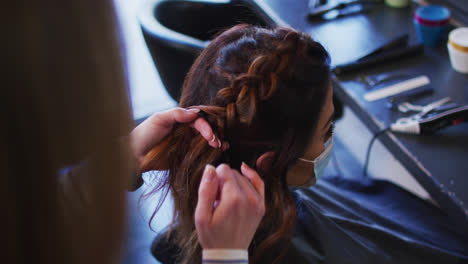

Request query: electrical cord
[{"left": 363, "top": 127, "right": 390, "bottom": 178}]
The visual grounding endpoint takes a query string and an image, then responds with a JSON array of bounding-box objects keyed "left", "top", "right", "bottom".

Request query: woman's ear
[{"left": 256, "top": 152, "right": 275, "bottom": 173}]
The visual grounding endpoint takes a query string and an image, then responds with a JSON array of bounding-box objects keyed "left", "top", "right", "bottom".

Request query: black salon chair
[{"left": 138, "top": 0, "right": 275, "bottom": 102}]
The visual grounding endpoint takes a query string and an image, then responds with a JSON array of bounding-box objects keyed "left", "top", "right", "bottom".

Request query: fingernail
[
  {"left": 187, "top": 108, "right": 200, "bottom": 113},
  {"left": 210, "top": 135, "right": 217, "bottom": 143},
  {"left": 241, "top": 162, "right": 249, "bottom": 169},
  {"left": 204, "top": 164, "right": 216, "bottom": 182},
  {"left": 241, "top": 162, "right": 253, "bottom": 180},
  {"left": 217, "top": 138, "right": 222, "bottom": 149}
]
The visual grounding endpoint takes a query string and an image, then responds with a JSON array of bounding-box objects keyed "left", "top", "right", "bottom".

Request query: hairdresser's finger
[
  {"left": 195, "top": 165, "right": 219, "bottom": 227},
  {"left": 173, "top": 108, "right": 201, "bottom": 123},
  {"left": 241, "top": 162, "right": 265, "bottom": 199},
  {"left": 240, "top": 163, "right": 265, "bottom": 218},
  {"left": 214, "top": 165, "right": 245, "bottom": 220},
  {"left": 190, "top": 118, "right": 220, "bottom": 148},
  {"left": 191, "top": 118, "right": 229, "bottom": 150},
  {"left": 216, "top": 164, "right": 241, "bottom": 196},
  {"left": 235, "top": 169, "right": 261, "bottom": 204},
  {"left": 131, "top": 108, "right": 194, "bottom": 162},
  {"left": 156, "top": 107, "right": 200, "bottom": 129}
]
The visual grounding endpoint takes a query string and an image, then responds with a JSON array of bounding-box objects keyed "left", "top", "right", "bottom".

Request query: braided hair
[{"left": 142, "top": 24, "right": 330, "bottom": 264}]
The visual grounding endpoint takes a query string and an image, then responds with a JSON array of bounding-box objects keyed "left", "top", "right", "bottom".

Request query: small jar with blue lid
[{"left": 414, "top": 5, "right": 451, "bottom": 47}]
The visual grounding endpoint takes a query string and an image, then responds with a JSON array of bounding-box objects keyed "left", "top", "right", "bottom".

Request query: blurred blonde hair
[{"left": 2, "top": 1, "right": 132, "bottom": 263}]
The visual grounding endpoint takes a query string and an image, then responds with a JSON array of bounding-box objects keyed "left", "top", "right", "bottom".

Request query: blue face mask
[{"left": 296, "top": 136, "right": 334, "bottom": 187}]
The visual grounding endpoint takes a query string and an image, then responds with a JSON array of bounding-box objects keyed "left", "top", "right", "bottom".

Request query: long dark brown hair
[
  {"left": 142, "top": 24, "right": 330, "bottom": 263},
  {"left": 3, "top": 1, "right": 131, "bottom": 264}
]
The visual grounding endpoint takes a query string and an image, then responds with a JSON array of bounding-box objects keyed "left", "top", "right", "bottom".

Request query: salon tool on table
[
  {"left": 308, "top": 0, "right": 363, "bottom": 18},
  {"left": 394, "top": 97, "right": 451, "bottom": 121},
  {"left": 364, "top": 75, "right": 430, "bottom": 102},
  {"left": 396, "top": 97, "right": 451, "bottom": 114},
  {"left": 322, "top": 5, "right": 370, "bottom": 20},
  {"left": 391, "top": 105, "right": 468, "bottom": 135},
  {"left": 333, "top": 34, "right": 424, "bottom": 75},
  {"left": 308, "top": 0, "right": 377, "bottom": 21},
  {"left": 358, "top": 73, "right": 412, "bottom": 89},
  {"left": 390, "top": 97, "right": 468, "bottom": 134},
  {"left": 386, "top": 86, "right": 434, "bottom": 109},
  {"left": 358, "top": 34, "right": 409, "bottom": 61}
]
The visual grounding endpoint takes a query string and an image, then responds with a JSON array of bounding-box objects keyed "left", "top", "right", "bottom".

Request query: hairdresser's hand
[
  {"left": 195, "top": 163, "right": 265, "bottom": 249},
  {"left": 130, "top": 107, "right": 228, "bottom": 172}
]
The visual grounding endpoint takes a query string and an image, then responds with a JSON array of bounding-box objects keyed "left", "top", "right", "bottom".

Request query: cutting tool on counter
[
  {"left": 395, "top": 97, "right": 451, "bottom": 123},
  {"left": 308, "top": 0, "right": 379, "bottom": 19}
]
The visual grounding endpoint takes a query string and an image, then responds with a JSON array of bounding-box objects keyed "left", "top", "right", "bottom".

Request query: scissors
[{"left": 395, "top": 97, "right": 451, "bottom": 124}]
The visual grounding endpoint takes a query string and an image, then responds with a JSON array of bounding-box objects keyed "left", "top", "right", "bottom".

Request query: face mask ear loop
[
  {"left": 293, "top": 135, "right": 334, "bottom": 188},
  {"left": 298, "top": 158, "right": 315, "bottom": 163},
  {"left": 298, "top": 136, "right": 334, "bottom": 163}
]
